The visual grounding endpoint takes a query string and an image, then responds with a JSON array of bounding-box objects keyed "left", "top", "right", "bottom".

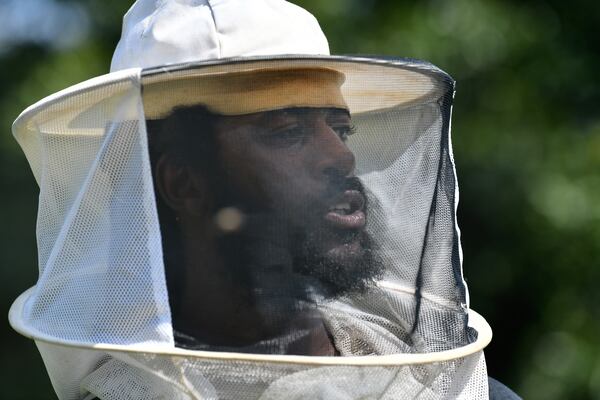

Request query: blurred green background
[{"left": 1, "top": 0, "right": 598, "bottom": 398}]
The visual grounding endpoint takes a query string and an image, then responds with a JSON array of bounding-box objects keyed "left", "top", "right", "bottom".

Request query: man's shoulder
[{"left": 489, "top": 377, "right": 522, "bottom": 400}]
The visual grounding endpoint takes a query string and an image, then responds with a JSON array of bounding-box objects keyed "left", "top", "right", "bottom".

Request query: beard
[
  {"left": 291, "top": 227, "right": 383, "bottom": 300},
  {"left": 214, "top": 176, "right": 384, "bottom": 308},
  {"left": 290, "top": 177, "right": 384, "bottom": 299}
]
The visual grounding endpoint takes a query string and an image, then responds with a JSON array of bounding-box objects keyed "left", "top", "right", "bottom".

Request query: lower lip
[{"left": 324, "top": 210, "right": 366, "bottom": 229}]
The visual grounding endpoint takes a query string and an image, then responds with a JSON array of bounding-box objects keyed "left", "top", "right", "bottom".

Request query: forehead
[
  {"left": 218, "top": 107, "right": 351, "bottom": 130},
  {"left": 260, "top": 107, "right": 350, "bottom": 120}
]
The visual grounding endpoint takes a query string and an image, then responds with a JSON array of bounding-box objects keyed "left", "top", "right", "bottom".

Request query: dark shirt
[{"left": 489, "top": 377, "right": 522, "bottom": 400}]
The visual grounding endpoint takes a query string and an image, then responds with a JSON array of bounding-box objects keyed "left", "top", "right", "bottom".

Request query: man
[
  {"left": 9, "top": 0, "right": 517, "bottom": 398},
  {"left": 146, "top": 99, "right": 384, "bottom": 355}
]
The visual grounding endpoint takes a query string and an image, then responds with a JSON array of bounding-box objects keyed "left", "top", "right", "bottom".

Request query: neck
[{"left": 171, "top": 217, "right": 332, "bottom": 354}]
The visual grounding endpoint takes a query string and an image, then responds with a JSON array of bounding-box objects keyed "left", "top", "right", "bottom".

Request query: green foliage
[{"left": 1, "top": 0, "right": 598, "bottom": 398}]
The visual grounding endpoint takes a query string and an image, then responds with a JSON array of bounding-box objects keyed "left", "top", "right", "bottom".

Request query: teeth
[{"left": 329, "top": 202, "right": 351, "bottom": 214}]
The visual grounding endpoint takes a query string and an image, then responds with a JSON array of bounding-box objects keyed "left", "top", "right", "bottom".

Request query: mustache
[
  {"left": 323, "top": 176, "right": 366, "bottom": 200},
  {"left": 344, "top": 176, "right": 364, "bottom": 192}
]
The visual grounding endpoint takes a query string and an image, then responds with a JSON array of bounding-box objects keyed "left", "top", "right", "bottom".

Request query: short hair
[
  {"left": 146, "top": 105, "right": 222, "bottom": 317},
  {"left": 146, "top": 104, "right": 221, "bottom": 170}
]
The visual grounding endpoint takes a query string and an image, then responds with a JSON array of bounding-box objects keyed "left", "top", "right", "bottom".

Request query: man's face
[{"left": 208, "top": 107, "right": 382, "bottom": 298}]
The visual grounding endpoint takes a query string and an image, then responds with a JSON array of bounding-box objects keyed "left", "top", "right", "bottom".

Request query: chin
[
  {"left": 322, "top": 232, "right": 366, "bottom": 267},
  {"left": 293, "top": 229, "right": 384, "bottom": 299}
]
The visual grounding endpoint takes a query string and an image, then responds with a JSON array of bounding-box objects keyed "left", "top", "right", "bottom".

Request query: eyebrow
[
  {"left": 256, "top": 107, "right": 351, "bottom": 124},
  {"left": 326, "top": 108, "right": 351, "bottom": 121}
]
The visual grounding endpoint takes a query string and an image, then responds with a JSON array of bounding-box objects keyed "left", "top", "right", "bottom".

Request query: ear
[{"left": 154, "top": 154, "right": 210, "bottom": 217}]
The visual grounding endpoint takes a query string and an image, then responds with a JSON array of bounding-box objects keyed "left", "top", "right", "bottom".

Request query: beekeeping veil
[{"left": 9, "top": 0, "right": 493, "bottom": 398}]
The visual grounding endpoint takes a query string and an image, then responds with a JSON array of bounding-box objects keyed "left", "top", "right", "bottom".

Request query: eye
[
  {"left": 261, "top": 124, "right": 309, "bottom": 147},
  {"left": 331, "top": 124, "right": 356, "bottom": 141}
]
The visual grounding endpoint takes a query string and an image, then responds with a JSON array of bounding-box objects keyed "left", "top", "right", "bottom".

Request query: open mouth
[{"left": 324, "top": 189, "right": 366, "bottom": 230}]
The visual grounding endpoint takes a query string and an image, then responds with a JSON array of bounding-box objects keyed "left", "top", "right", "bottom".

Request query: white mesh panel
[
  {"left": 8, "top": 58, "right": 492, "bottom": 400},
  {"left": 75, "top": 347, "right": 489, "bottom": 399},
  {"left": 16, "top": 70, "right": 173, "bottom": 346}
]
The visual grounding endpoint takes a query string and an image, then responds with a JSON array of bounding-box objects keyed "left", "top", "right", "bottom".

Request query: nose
[{"left": 312, "top": 121, "right": 356, "bottom": 181}]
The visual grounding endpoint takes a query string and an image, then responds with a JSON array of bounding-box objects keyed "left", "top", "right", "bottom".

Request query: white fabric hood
[{"left": 110, "top": 0, "right": 330, "bottom": 71}]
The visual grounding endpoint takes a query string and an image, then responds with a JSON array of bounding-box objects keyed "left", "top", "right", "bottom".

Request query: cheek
[
  {"left": 250, "top": 153, "right": 311, "bottom": 208},
  {"left": 220, "top": 143, "right": 314, "bottom": 211}
]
